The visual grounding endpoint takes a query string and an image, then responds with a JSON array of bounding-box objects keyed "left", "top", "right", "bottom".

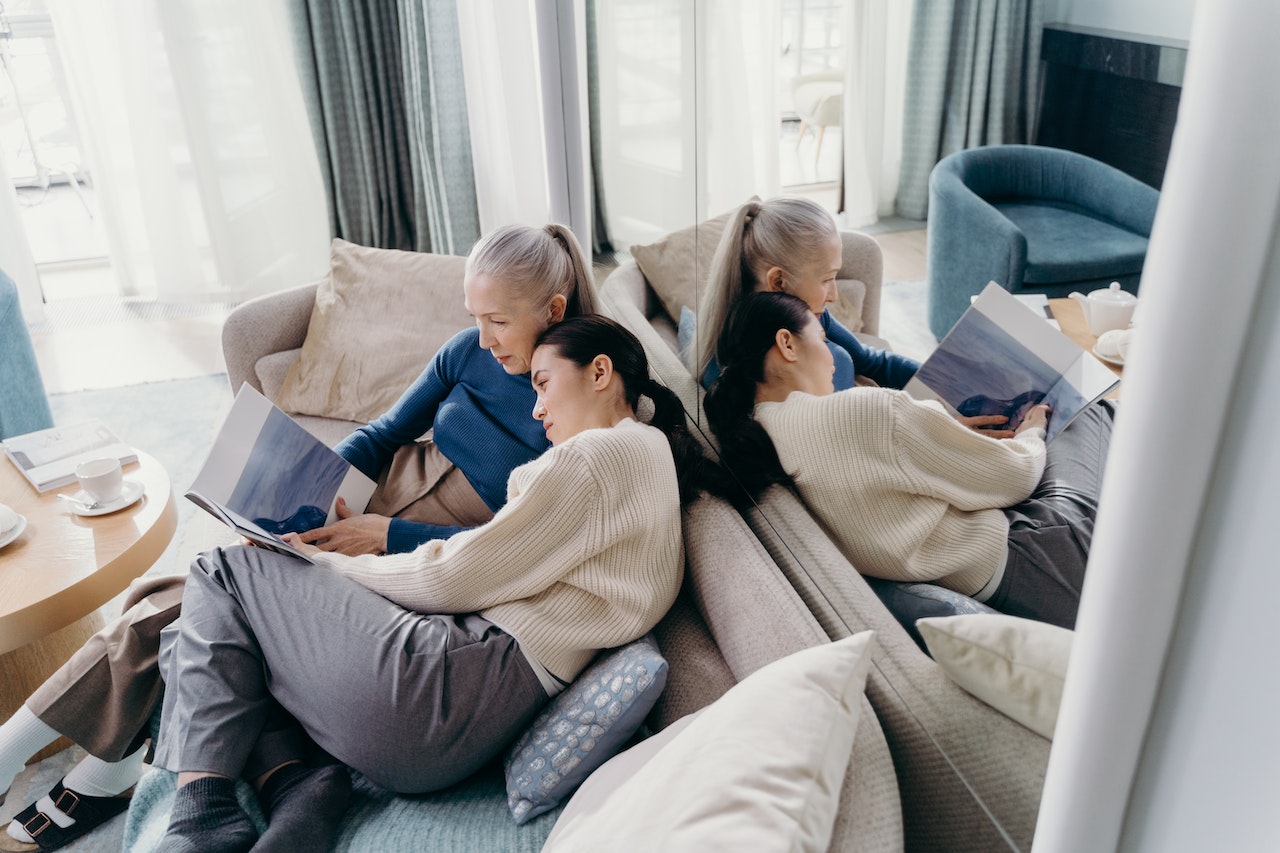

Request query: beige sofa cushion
[
  {"left": 918, "top": 614, "right": 1072, "bottom": 740},
  {"left": 275, "top": 238, "right": 470, "bottom": 423},
  {"left": 629, "top": 204, "right": 744, "bottom": 323}
]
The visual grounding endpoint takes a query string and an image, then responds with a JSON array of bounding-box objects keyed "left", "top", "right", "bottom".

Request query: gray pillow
[{"left": 504, "top": 635, "right": 668, "bottom": 824}]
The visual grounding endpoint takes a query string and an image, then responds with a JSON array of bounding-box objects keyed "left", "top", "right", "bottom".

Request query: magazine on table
[
  {"left": 2, "top": 419, "right": 137, "bottom": 492},
  {"left": 186, "top": 384, "right": 376, "bottom": 562},
  {"left": 905, "top": 281, "right": 1119, "bottom": 442}
]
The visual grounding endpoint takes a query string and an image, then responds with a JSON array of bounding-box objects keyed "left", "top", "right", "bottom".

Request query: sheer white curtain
[
  {"left": 457, "top": 0, "right": 591, "bottom": 250},
  {"left": 49, "top": 0, "right": 330, "bottom": 302},
  {"left": 698, "top": 0, "right": 780, "bottom": 218},
  {"left": 840, "top": 0, "right": 912, "bottom": 227}
]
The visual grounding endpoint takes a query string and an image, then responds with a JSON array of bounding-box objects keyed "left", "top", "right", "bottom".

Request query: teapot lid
[{"left": 1089, "top": 281, "right": 1138, "bottom": 305}]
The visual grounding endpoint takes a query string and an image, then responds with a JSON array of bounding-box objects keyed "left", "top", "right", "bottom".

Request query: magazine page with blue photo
[
  {"left": 185, "top": 384, "right": 376, "bottom": 559},
  {"left": 905, "top": 282, "right": 1119, "bottom": 441}
]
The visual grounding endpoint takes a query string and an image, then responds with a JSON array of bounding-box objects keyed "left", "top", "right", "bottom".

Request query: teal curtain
[
  {"left": 286, "top": 0, "right": 480, "bottom": 255},
  {"left": 896, "top": 0, "right": 1044, "bottom": 220}
]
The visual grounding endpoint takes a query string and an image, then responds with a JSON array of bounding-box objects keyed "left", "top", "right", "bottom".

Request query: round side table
[{"left": 0, "top": 451, "right": 177, "bottom": 759}]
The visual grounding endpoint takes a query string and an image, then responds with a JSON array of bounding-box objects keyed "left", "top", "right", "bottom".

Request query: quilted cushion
[{"left": 504, "top": 635, "right": 668, "bottom": 824}]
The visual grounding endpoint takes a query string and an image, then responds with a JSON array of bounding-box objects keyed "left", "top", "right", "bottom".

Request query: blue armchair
[
  {"left": 0, "top": 267, "right": 54, "bottom": 438},
  {"left": 926, "top": 144, "right": 1160, "bottom": 339}
]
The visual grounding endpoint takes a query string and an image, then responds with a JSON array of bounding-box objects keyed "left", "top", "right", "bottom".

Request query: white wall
[{"left": 1044, "top": 0, "right": 1198, "bottom": 43}]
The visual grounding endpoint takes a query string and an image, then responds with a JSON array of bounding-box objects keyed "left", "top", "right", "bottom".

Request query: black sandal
[{"left": 0, "top": 779, "right": 133, "bottom": 852}]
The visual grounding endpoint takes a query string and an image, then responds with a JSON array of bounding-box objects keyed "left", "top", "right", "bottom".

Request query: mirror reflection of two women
[{"left": 700, "top": 197, "right": 1115, "bottom": 630}]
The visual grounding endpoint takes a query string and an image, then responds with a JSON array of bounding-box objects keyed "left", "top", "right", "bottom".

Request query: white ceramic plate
[
  {"left": 0, "top": 513, "right": 27, "bottom": 548},
  {"left": 1092, "top": 345, "right": 1125, "bottom": 367},
  {"left": 65, "top": 479, "right": 145, "bottom": 517}
]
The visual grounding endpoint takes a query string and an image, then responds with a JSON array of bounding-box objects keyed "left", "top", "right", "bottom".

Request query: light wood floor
[{"left": 29, "top": 228, "right": 928, "bottom": 393}]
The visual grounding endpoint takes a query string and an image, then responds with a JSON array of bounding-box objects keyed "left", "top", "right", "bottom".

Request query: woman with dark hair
[
  {"left": 705, "top": 291, "right": 1114, "bottom": 631},
  {"left": 147, "top": 316, "right": 698, "bottom": 853}
]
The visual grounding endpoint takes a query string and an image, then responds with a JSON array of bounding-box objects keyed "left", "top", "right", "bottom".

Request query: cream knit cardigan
[
  {"left": 312, "top": 418, "right": 683, "bottom": 681},
  {"left": 756, "top": 389, "right": 1047, "bottom": 595}
]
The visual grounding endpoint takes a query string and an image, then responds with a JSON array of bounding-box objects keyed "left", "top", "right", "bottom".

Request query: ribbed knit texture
[
  {"left": 334, "top": 327, "right": 550, "bottom": 521},
  {"left": 756, "top": 389, "right": 1046, "bottom": 594},
  {"left": 315, "top": 419, "right": 684, "bottom": 681}
]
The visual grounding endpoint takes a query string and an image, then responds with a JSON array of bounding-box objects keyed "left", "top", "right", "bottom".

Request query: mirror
[
  {"left": 590, "top": 2, "right": 1190, "bottom": 850},
  {"left": 589, "top": 1, "right": 1033, "bottom": 847}
]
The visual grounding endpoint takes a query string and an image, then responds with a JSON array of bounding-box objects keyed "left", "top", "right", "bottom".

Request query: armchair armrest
[{"left": 221, "top": 281, "right": 321, "bottom": 395}]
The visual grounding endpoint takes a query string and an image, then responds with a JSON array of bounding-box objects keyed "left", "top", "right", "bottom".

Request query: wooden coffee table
[{"left": 0, "top": 450, "right": 177, "bottom": 755}]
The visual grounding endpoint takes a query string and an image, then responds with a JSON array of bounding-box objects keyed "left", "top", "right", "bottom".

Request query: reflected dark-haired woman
[{"left": 705, "top": 291, "right": 1115, "bottom": 631}]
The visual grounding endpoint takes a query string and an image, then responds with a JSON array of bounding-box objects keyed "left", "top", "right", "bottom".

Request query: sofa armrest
[{"left": 221, "top": 281, "right": 321, "bottom": 396}]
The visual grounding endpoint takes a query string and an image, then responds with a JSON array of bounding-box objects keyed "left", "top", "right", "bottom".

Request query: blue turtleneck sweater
[{"left": 335, "top": 328, "right": 549, "bottom": 554}]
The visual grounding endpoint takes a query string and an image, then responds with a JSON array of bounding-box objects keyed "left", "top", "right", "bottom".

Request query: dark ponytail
[
  {"left": 535, "top": 315, "right": 717, "bottom": 506},
  {"left": 704, "top": 292, "right": 814, "bottom": 505}
]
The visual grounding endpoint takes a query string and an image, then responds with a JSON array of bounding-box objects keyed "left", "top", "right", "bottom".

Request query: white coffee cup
[
  {"left": 0, "top": 502, "right": 18, "bottom": 533},
  {"left": 76, "top": 457, "right": 124, "bottom": 504}
]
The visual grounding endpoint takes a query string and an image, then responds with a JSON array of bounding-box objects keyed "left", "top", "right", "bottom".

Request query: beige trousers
[{"left": 25, "top": 440, "right": 493, "bottom": 761}]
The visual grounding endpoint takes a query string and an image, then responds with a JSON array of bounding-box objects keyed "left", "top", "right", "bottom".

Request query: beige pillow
[
  {"left": 275, "top": 238, "right": 471, "bottom": 423},
  {"left": 543, "top": 632, "right": 877, "bottom": 852},
  {"left": 918, "top": 614, "right": 1072, "bottom": 740},
  {"left": 629, "top": 200, "right": 757, "bottom": 324}
]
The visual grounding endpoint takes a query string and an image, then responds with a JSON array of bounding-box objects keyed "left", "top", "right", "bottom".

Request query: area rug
[
  {"left": 878, "top": 278, "right": 937, "bottom": 363},
  {"left": 47, "top": 372, "right": 237, "bottom": 581}
]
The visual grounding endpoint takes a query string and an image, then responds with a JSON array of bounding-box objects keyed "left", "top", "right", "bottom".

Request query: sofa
[
  {"left": 121, "top": 236, "right": 1054, "bottom": 851},
  {"left": 926, "top": 144, "right": 1160, "bottom": 339}
]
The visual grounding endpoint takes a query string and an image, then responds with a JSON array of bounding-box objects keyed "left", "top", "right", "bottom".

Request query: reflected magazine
[
  {"left": 186, "top": 384, "right": 376, "bottom": 562},
  {"left": 904, "top": 282, "right": 1120, "bottom": 442}
]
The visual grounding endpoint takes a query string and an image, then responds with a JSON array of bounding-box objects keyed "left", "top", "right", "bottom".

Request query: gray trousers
[
  {"left": 24, "top": 441, "right": 493, "bottom": 764},
  {"left": 152, "top": 546, "right": 548, "bottom": 793},
  {"left": 990, "top": 400, "right": 1117, "bottom": 630}
]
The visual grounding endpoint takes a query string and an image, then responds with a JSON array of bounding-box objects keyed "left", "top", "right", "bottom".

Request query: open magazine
[
  {"left": 187, "top": 385, "right": 376, "bottom": 562},
  {"left": 904, "top": 282, "right": 1119, "bottom": 442}
]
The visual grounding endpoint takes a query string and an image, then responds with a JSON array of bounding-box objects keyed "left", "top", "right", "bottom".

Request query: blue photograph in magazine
[
  {"left": 915, "top": 309, "right": 1087, "bottom": 439},
  {"left": 226, "top": 407, "right": 347, "bottom": 534}
]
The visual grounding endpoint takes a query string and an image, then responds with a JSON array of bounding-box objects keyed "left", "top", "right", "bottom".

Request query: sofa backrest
[{"left": 677, "top": 491, "right": 905, "bottom": 852}]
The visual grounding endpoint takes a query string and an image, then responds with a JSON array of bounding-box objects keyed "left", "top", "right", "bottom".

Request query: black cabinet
[{"left": 1036, "top": 24, "right": 1188, "bottom": 190}]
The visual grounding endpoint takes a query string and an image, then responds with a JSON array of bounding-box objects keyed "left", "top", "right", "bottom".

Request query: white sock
[
  {"left": 4, "top": 746, "right": 144, "bottom": 843},
  {"left": 0, "top": 705, "right": 58, "bottom": 795},
  {"left": 64, "top": 746, "right": 146, "bottom": 797}
]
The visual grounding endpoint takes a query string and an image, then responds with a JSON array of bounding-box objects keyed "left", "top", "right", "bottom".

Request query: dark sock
[
  {"left": 253, "top": 763, "right": 352, "bottom": 853},
  {"left": 156, "top": 776, "right": 256, "bottom": 853}
]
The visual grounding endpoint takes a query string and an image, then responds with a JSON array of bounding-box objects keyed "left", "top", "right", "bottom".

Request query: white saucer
[
  {"left": 1092, "top": 344, "right": 1125, "bottom": 367},
  {"left": 0, "top": 514, "right": 27, "bottom": 548},
  {"left": 67, "top": 480, "right": 145, "bottom": 516}
]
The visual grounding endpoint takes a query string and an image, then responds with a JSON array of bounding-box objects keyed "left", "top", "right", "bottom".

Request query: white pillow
[
  {"left": 917, "top": 614, "right": 1072, "bottom": 740},
  {"left": 542, "top": 631, "right": 878, "bottom": 853}
]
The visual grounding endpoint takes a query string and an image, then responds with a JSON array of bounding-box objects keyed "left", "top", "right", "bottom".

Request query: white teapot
[{"left": 1069, "top": 281, "right": 1138, "bottom": 337}]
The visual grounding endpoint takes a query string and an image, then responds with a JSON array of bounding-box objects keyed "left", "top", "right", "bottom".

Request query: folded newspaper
[
  {"left": 187, "top": 384, "right": 376, "bottom": 561},
  {"left": 3, "top": 419, "right": 137, "bottom": 492},
  {"left": 905, "top": 282, "right": 1119, "bottom": 441}
]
